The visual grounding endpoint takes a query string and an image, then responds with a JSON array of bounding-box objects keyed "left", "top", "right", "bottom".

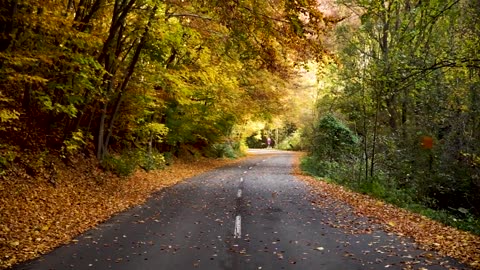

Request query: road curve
[{"left": 13, "top": 150, "right": 468, "bottom": 270}]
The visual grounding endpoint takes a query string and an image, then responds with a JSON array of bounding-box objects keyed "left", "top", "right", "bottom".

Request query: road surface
[{"left": 13, "top": 150, "right": 468, "bottom": 269}]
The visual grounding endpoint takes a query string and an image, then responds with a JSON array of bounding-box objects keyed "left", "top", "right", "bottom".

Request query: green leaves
[
  {"left": 312, "top": 114, "right": 359, "bottom": 161},
  {"left": 309, "top": 0, "right": 480, "bottom": 235}
]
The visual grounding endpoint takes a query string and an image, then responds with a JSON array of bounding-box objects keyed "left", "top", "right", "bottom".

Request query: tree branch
[{"left": 168, "top": 13, "right": 212, "bottom": 20}]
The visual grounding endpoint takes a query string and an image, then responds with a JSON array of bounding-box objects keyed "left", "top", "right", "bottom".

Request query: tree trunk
[
  {"left": 97, "top": 102, "right": 108, "bottom": 159},
  {"left": 386, "top": 95, "right": 398, "bottom": 131},
  {"left": 101, "top": 4, "right": 158, "bottom": 158},
  {"left": 96, "top": 79, "right": 113, "bottom": 159},
  {"left": 0, "top": 0, "right": 18, "bottom": 52},
  {"left": 370, "top": 90, "right": 381, "bottom": 178}
]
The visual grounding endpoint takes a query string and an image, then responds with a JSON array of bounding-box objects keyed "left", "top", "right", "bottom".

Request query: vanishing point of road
[{"left": 13, "top": 150, "right": 468, "bottom": 270}]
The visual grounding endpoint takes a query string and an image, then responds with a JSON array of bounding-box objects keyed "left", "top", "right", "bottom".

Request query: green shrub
[
  {"left": 358, "top": 179, "right": 392, "bottom": 199},
  {"left": 208, "top": 143, "right": 239, "bottom": 159},
  {"left": 102, "top": 153, "right": 137, "bottom": 177},
  {"left": 163, "top": 152, "right": 174, "bottom": 165},
  {"left": 300, "top": 156, "right": 351, "bottom": 181},
  {"left": 311, "top": 114, "right": 359, "bottom": 161},
  {"left": 0, "top": 144, "right": 18, "bottom": 171},
  {"left": 140, "top": 151, "right": 166, "bottom": 171},
  {"left": 278, "top": 130, "right": 304, "bottom": 150},
  {"left": 101, "top": 149, "right": 165, "bottom": 176},
  {"left": 245, "top": 131, "right": 265, "bottom": 148}
]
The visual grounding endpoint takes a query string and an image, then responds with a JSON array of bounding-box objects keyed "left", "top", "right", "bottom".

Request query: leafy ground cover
[
  {"left": 293, "top": 153, "right": 480, "bottom": 269},
  {"left": 0, "top": 155, "right": 243, "bottom": 269}
]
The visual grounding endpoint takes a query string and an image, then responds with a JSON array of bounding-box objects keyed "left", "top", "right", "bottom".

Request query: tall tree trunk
[
  {"left": 97, "top": 103, "right": 108, "bottom": 159},
  {"left": 0, "top": 0, "right": 18, "bottom": 52},
  {"left": 96, "top": 79, "right": 113, "bottom": 159},
  {"left": 100, "top": 4, "right": 158, "bottom": 159},
  {"left": 386, "top": 94, "right": 398, "bottom": 131},
  {"left": 362, "top": 78, "right": 369, "bottom": 182},
  {"left": 370, "top": 89, "right": 381, "bottom": 178}
]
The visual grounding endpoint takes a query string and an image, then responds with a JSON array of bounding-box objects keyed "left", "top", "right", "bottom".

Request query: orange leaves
[
  {"left": 0, "top": 155, "right": 241, "bottom": 269},
  {"left": 421, "top": 136, "right": 434, "bottom": 149}
]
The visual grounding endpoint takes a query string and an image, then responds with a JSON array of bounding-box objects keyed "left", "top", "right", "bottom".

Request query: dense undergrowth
[
  {"left": 301, "top": 157, "right": 480, "bottom": 235},
  {"left": 300, "top": 114, "right": 480, "bottom": 236},
  {"left": 294, "top": 154, "right": 480, "bottom": 269}
]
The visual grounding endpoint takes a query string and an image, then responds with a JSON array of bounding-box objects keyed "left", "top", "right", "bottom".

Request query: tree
[{"left": 310, "top": 0, "right": 480, "bottom": 217}]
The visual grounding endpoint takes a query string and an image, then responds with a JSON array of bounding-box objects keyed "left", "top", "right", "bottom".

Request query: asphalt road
[{"left": 13, "top": 150, "right": 469, "bottom": 270}]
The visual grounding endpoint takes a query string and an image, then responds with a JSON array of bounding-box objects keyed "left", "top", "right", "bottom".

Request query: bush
[
  {"left": 246, "top": 132, "right": 266, "bottom": 148},
  {"left": 311, "top": 114, "right": 359, "bottom": 161},
  {"left": 101, "top": 149, "right": 165, "bottom": 176},
  {"left": 301, "top": 156, "right": 354, "bottom": 181},
  {"left": 208, "top": 142, "right": 245, "bottom": 159},
  {"left": 277, "top": 130, "right": 304, "bottom": 150},
  {"left": 0, "top": 144, "right": 18, "bottom": 172},
  {"left": 140, "top": 151, "right": 166, "bottom": 171},
  {"left": 102, "top": 153, "right": 137, "bottom": 177}
]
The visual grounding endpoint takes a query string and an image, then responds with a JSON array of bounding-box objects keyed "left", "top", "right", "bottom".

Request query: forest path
[{"left": 13, "top": 150, "right": 468, "bottom": 270}]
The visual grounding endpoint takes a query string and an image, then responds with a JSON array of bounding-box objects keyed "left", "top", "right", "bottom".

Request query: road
[{"left": 13, "top": 150, "right": 468, "bottom": 270}]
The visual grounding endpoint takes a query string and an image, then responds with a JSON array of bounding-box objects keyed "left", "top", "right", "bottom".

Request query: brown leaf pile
[
  {"left": 292, "top": 153, "right": 480, "bottom": 269},
  {"left": 0, "top": 156, "right": 242, "bottom": 269}
]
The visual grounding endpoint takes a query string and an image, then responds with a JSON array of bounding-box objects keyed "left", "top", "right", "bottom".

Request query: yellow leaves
[
  {"left": 7, "top": 74, "right": 48, "bottom": 85},
  {"left": 0, "top": 109, "right": 20, "bottom": 124}
]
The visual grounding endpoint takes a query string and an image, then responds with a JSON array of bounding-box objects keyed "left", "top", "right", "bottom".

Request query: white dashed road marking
[{"left": 234, "top": 215, "right": 241, "bottom": 238}]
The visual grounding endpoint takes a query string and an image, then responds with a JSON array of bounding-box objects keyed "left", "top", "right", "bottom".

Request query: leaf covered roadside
[
  {"left": 293, "top": 154, "right": 480, "bottom": 269},
  {"left": 0, "top": 156, "right": 242, "bottom": 269}
]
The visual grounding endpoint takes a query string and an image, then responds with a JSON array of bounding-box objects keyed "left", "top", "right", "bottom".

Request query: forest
[{"left": 1, "top": 0, "right": 480, "bottom": 267}]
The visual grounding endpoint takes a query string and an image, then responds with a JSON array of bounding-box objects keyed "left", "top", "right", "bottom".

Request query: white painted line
[
  {"left": 234, "top": 215, "right": 242, "bottom": 238},
  {"left": 243, "top": 171, "right": 248, "bottom": 174},
  {"left": 240, "top": 177, "right": 244, "bottom": 183},
  {"left": 248, "top": 166, "right": 253, "bottom": 170},
  {"left": 237, "top": 189, "right": 242, "bottom": 198}
]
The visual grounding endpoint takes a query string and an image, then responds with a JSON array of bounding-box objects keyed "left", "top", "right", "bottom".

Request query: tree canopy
[{"left": 0, "top": 0, "right": 335, "bottom": 165}]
